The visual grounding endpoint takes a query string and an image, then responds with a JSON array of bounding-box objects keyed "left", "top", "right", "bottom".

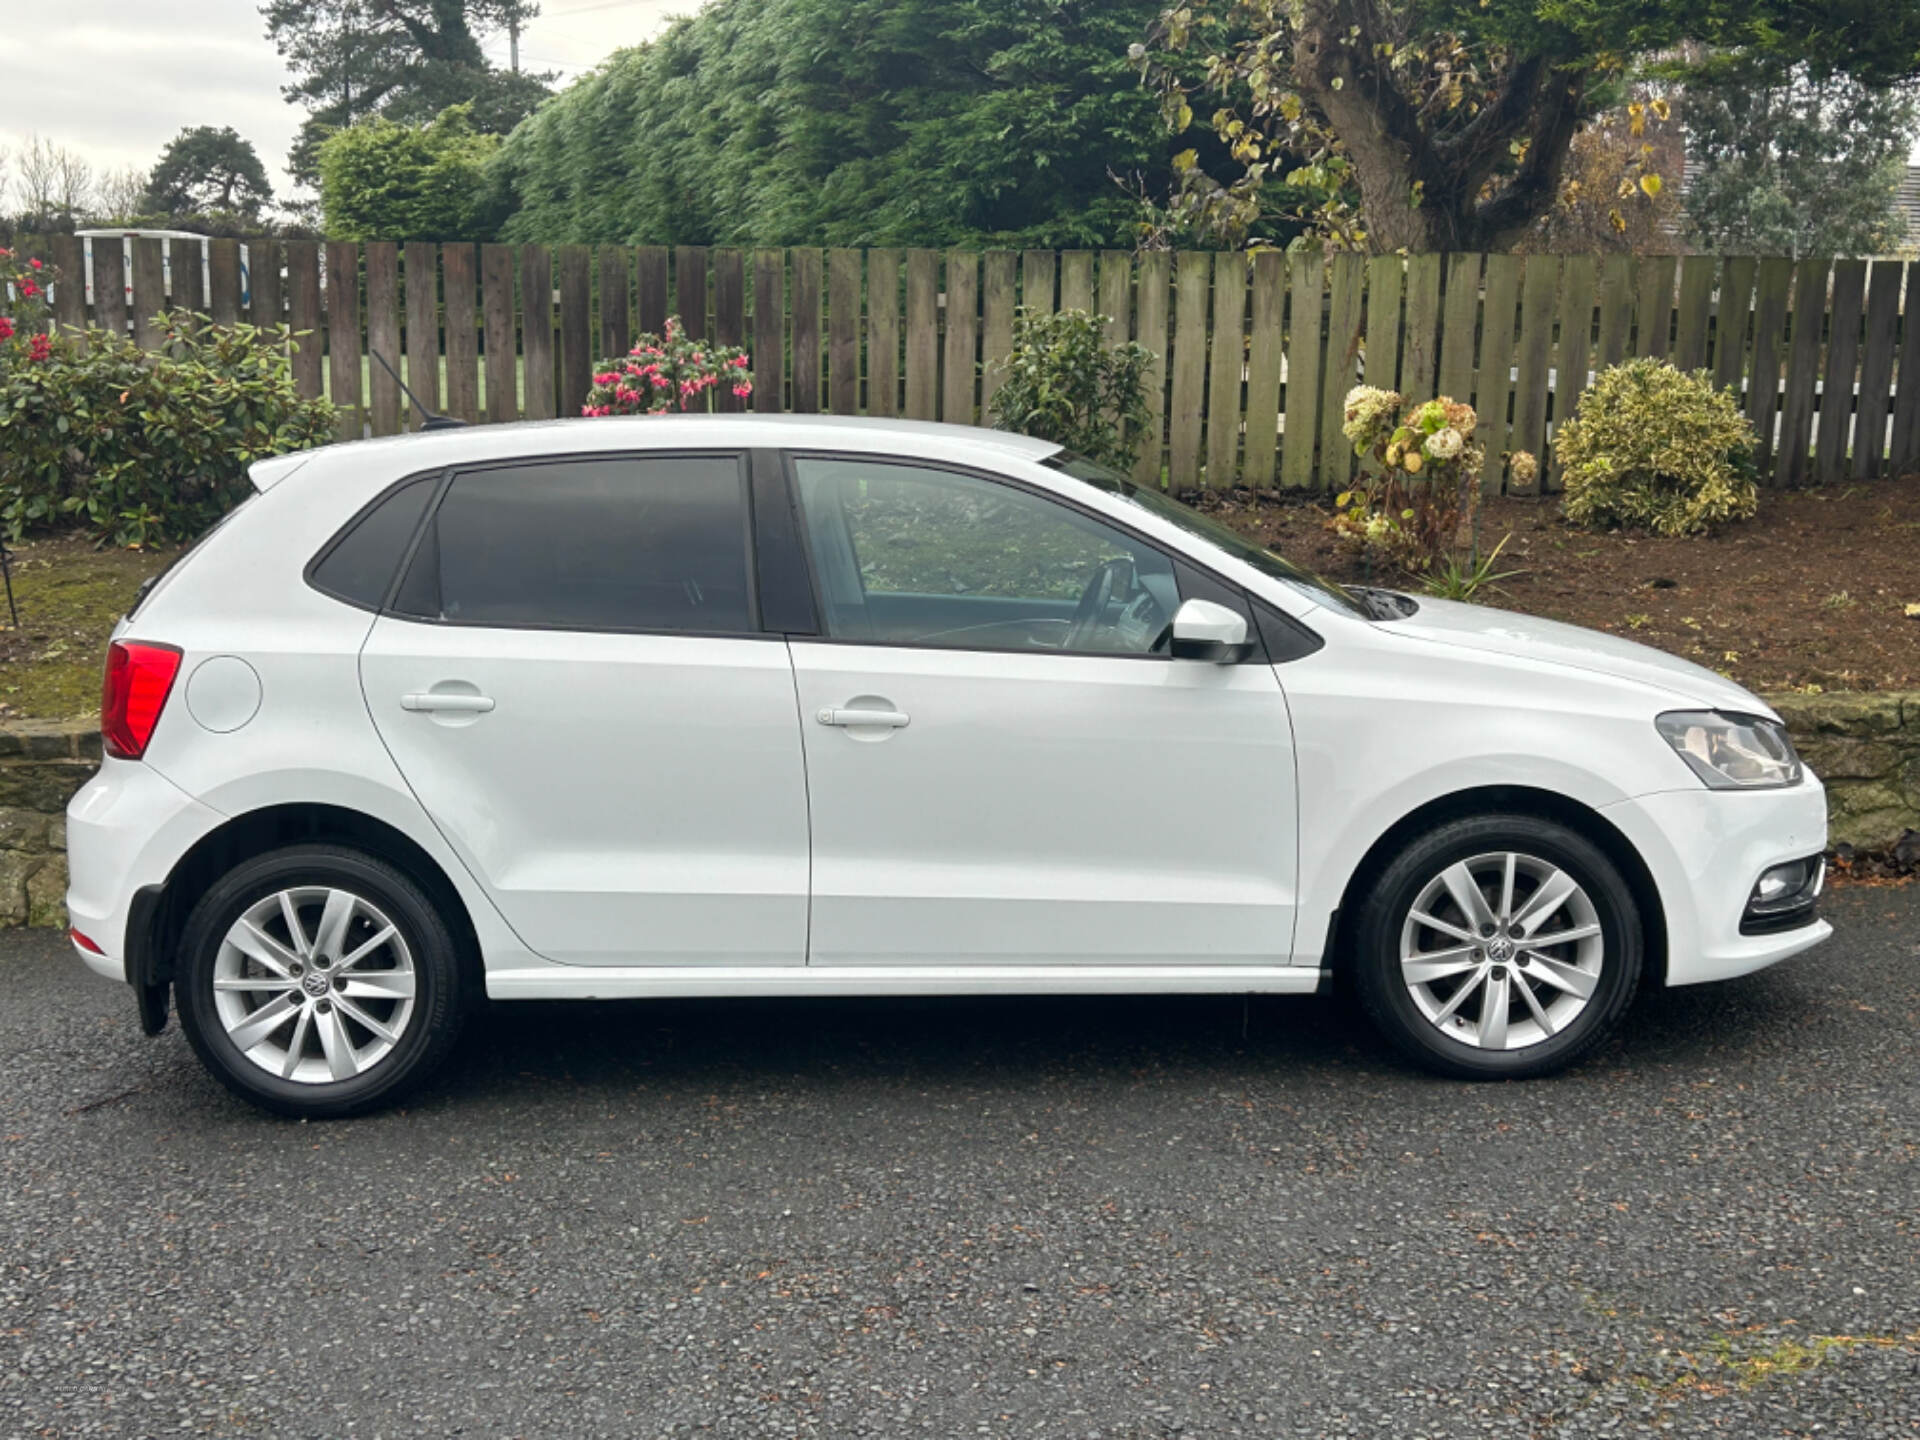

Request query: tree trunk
[{"left": 1290, "top": 0, "right": 1587, "bottom": 253}]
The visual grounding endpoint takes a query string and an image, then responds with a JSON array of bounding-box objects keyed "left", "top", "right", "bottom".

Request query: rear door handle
[
  {"left": 816, "top": 707, "right": 909, "bottom": 728},
  {"left": 402, "top": 692, "right": 495, "bottom": 714}
]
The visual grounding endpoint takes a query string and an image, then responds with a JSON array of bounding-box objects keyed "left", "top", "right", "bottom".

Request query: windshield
[{"left": 1043, "top": 452, "right": 1370, "bottom": 620}]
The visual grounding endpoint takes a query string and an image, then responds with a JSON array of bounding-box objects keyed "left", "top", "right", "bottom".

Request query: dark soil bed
[{"left": 1196, "top": 474, "right": 1920, "bottom": 694}]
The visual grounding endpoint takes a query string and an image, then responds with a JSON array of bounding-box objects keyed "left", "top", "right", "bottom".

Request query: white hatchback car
[{"left": 66, "top": 416, "right": 1831, "bottom": 1116}]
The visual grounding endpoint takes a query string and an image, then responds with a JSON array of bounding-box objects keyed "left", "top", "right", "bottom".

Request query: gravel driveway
[{"left": 4, "top": 885, "right": 1917, "bottom": 1438}]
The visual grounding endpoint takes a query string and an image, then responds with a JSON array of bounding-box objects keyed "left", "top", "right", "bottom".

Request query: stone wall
[
  {"left": 3, "top": 694, "right": 1916, "bottom": 927},
  {"left": 0, "top": 721, "right": 99, "bottom": 927},
  {"left": 1768, "top": 691, "right": 1920, "bottom": 852}
]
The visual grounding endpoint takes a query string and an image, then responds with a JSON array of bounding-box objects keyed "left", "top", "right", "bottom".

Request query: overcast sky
[{"left": 0, "top": 0, "right": 691, "bottom": 204}]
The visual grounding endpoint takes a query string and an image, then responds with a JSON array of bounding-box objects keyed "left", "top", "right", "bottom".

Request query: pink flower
[
  {"left": 0, "top": 316, "right": 13, "bottom": 342},
  {"left": 730, "top": 354, "right": 748, "bottom": 368},
  {"left": 28, "top": 333, "right": 54, "bottom": 362},
  {"left": 732, "top": 383, "right": 752, "bottom": 398},
  {"left": 594, "top": 371, "right": 619, "bottom": 385},
  {"left": 19, "top": 280, "right": 39, "bottom": 298},
  {"left": 28, "top": 258, "right": 42, "bottom": 270}
]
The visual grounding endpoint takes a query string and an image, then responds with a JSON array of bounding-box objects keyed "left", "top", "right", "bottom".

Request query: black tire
[
  {"left": 1350, "top": 813, "right": 1642, "bottom": 1080},
  {"left": 176, "top": 844, "right": 466, "bottom": 1118}
]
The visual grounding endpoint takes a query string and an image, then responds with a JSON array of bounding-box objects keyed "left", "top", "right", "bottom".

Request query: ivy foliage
[
  {"left": 0, "top": 312, "right": 335, "bottom": 546},
  {"left": 1557, "top": 360, "right": 1758, "bottom": 539},
  {"left": 318, "top": 105, "right": 506, "bottom": 241},
  {"left": 492, "top": 0, "right": 1173, "bottom": 249}
]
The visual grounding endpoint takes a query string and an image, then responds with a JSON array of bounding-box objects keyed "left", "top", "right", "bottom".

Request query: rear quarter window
[{"left": 307, "top": 476, "right": 437, "bottom": 610}]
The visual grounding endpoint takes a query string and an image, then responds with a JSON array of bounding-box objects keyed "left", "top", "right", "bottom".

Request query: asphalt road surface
[{"left": 4, "top": 886, "right": 1918, "bottom": 1439}]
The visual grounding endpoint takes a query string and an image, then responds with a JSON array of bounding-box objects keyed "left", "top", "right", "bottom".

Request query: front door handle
[
  {"left": 816, "top": 707, "right": 909, "bottom": 729},
  {"left": 402, "top": 692, "right": 495, "bottom": 714}
]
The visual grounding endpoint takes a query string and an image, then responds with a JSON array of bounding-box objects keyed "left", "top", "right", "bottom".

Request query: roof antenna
[{"left": 368, "top": 347, "right": 467, "bottom": 430}]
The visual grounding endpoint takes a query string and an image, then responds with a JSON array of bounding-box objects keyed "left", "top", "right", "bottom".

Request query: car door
[
  {"left": 359, "top": 452, "right": 811, "bottom": 968},
  {"left": 784, "top": 453, "right": 1300, "bottom": 968}
]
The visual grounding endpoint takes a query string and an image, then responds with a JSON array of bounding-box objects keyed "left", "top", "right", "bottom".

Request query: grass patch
[{"left": 0, "top": 536, "right": 173, "bottom": 720}]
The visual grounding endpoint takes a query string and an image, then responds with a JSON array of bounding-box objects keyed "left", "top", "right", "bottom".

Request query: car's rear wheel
[
  {"left": 1351, "top": 814, "right": 1642, "bottom": 1079},
  {"left": 176, "top": 844, "right": 465, "bottom": 1117}
]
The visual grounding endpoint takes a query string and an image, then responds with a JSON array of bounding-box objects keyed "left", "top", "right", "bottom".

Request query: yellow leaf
[
  {"left": 1608, "top": 208, "right": 1626, "bottom": 233},
  {"left": 1639, "top": 173, "right": 1663, "bottom": 198},
  {"left": 1651, "top": 97, "right": 1671, "bottom": 121},
  {"left": 1905, "top": 602, "right": 1920, "bottom": 618}
]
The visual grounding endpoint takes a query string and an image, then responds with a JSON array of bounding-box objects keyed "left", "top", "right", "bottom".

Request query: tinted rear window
[
  {"left": 308, "top": 477, "right": 435, "bottom": 609},
  {"left": 398, "top": 455, "right": 754, "bottom": 633}
]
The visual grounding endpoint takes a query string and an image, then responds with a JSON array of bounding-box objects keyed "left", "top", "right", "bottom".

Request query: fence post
[
  {"left": 406, "top": 241, "right": 444, "bottom": 426},
  {"left": 365, "top": 242, "right": 402, "bottom": 436},
  {"left": 1167, "top": 251, "right": 1211, "bottom": 489},
  {"left": 480, "top": 244, "right": 517, "bottom": 422},
  {"left": 442, "top": 244, "right": 480, "bottom": 423},
  {"left": 1317, "top": 253, "right": 1364, "bottom": 490},
  {"left": 208, "top": 241, "right": 243, "bottom": 326},
  {"left": 1549, "top": 256, "right": 1596, "bottom": 492},
  {"left": 1889, "top": 261, "right": 1920, "bottom": 475},
  {"left": 752, "top": 249, "right": 786, "bottom": 414},
  {"left": 1207, "top": 254, "right": 1249, "bottom": 489},
  {"left": 790, "top": 247, "right": 823, "bottom": 414},
  {"left": 1242, "top": 252, "right": 1285, "bottom": 492},
  {"left": 557, "top": 244, "right": 593, "bottom": 417},
  {"left": 861, "top": 249, "right": 895, "bottom": 418},
  {"left": 598, "top": 246, "right": 631, "bottom": 364},
  {"left": 1280, "top": 251, "right": 1324, "bottom": 490},
  {"left": 285, "top": 241, "right": 323, "bottom": 401},
  {"left": 1131, "top": 252, "right": 1171, "bottom": 487},
  {"left": 131, "top": 238, "right": 167, "bottom": 350},
  {"left": 1814, "top": 259, "right": 1866, "bottom": 484},
  {"left": 1476, "top": 254, "right": 1522, "bottom": 495},
  {"left": 1400, "top": 254, "right": 1442, "bottom": 400},
  {"left": 828, "top": 248, "right": 862, "bottom": 416},
  {"left": 1746, "top": 258, "right": 1794, "bottom": 474},
  {"left": 93, "top": 238, "right": 128, "bottom": 341},
  {"left": 48, "top": 234, "right": 86, "bottom": 335},
  {"left": 713, "top": 249, "right": 747, "bottom": 413},
  {"left": 324, "top": 241, "right": 361, "bottom": 439},
  {"left": 903, "top": 249, "right": 938, "bottom": 420},
  {"left": 980, "top": 251, "right": 1018, "bottom": 420},
  {"left": 1775, "top": 257, "right": 1831, "bottom": 487},
  {"left": 1852, "top": 258, "right": 1901, "bottom": 479},
  {"left": 942, "top": 250, "right": 979, "bottom": 425}
]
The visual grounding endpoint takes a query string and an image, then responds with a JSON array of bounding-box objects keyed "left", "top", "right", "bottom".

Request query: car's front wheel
[
  {"left": 175, "top": 844, "right": 466, "bottom": 1117},
  {"left": 1351, "top": 814, "right": 1643, "bottom": 1079}
]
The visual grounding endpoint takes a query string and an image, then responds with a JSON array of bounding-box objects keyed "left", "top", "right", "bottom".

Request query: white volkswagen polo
[{"left": 65, "top": 417, "right": 1830, "bottom": 1115}]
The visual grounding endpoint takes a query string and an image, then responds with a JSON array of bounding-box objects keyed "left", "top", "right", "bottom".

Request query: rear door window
[{"left": 394, "top": 454, "right": 755, "bottom": 633}]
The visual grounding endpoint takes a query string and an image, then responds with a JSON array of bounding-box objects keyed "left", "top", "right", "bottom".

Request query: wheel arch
[
  {"left": 1324, "top": 784, "right": 1669, "bottom": 986},
  {"left": 133, "top": 802, "right": 485, "bottom": 1007}
]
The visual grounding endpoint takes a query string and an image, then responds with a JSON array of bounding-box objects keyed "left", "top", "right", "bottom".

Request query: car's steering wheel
[{"left": 1065, "top": 557, "right": 1134, "bottom": 652}]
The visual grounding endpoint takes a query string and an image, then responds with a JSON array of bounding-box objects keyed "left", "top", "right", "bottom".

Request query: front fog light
[{"left": 1741, "top": 855, "right": 1825, "bottom": 934}]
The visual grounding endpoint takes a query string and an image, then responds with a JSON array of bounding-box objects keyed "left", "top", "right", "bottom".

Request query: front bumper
[
  {"left": 1602, "top": 776, "right": 1832, "bottom": 987},
  {"left": 65, "top": 757, "right": 223, "bottom": 984}
]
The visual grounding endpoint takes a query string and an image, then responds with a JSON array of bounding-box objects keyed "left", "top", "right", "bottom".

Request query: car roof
[{"left": 255, "top": 414, "right": 1063, "bottom": 491}]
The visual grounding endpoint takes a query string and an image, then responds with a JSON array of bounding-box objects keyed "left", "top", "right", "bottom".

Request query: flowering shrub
[
  {"left": 1, "top": 245, "right": 55, "bottom": 356},
  {"left": 1330, "top": 387, "right": 1485, "bottom": 572},
  {"left": 1558, "top": 359, "right": 1758, "bottom": 536},
  {"left": 582, "top": 317, "right": 752, "bottom": 415},
  {"left": 0, "top": 310, "right": 335, "bottom": 545}
]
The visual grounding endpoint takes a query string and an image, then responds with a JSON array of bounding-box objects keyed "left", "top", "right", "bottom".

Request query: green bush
[
  {"left": 0, "top": 311, "right": 335, "bottom": 546},
  {"left": 988, "top": 308, "right": 1153, "bottom": 472},
  {"left": 318, "top": 105, "right": 505, "bottom": 242},
  {"left": 1558, "top": 359, "right": 1759, "bottom": 536}
]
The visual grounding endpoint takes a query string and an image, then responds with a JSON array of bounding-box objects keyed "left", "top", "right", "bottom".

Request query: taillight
[{"left": 101, "top": 640, "right": 183, "bottom": 759}]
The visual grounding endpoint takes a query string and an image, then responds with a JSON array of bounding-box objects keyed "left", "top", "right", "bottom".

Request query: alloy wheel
[
  {"left": 1398, "top": 851, "right": 1605, "bottom": 1052},
  {"left": 210, "top": 886, "right": 418, "bottom": 1084}
]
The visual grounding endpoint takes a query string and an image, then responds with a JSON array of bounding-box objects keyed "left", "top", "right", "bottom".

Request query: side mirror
[{"left": 1169, "top": 598, "right": 1256, "bottom": 664}]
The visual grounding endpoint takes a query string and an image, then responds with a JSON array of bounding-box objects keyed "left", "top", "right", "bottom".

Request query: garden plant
[
  {"left": 1557, "top": 359, "right": 1759, "bottom": 537},
  {"left": 1332, "top": 386, "right": 1486, "bottom": 576},
  {"left": 988, "top": 307, "right": 1154, "bottom": 473},
  {"left": 581, "top": 318, "right": 752, "bottom": 416}
]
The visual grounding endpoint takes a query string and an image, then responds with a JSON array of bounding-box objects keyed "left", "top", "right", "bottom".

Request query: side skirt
[{"left": 485, "top": 964, "right": 1331, "bottom": 1001}]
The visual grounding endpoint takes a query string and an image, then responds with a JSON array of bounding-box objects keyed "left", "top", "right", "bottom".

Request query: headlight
[{"left": 1656, "top": 711, "right": 1802, "bottom": 789}]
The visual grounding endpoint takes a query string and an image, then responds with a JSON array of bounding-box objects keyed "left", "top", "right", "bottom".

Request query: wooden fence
[{"left": 33, "top": 234, "right": 1920, "bottom": 493}]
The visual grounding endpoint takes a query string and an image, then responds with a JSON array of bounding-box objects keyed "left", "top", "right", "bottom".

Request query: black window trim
[
  {"left": 370, "top": 448, "right": 776, "bottom": 642},
  {"left": 778, "top": 448, "right": 1322, "bottom": 664}
]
